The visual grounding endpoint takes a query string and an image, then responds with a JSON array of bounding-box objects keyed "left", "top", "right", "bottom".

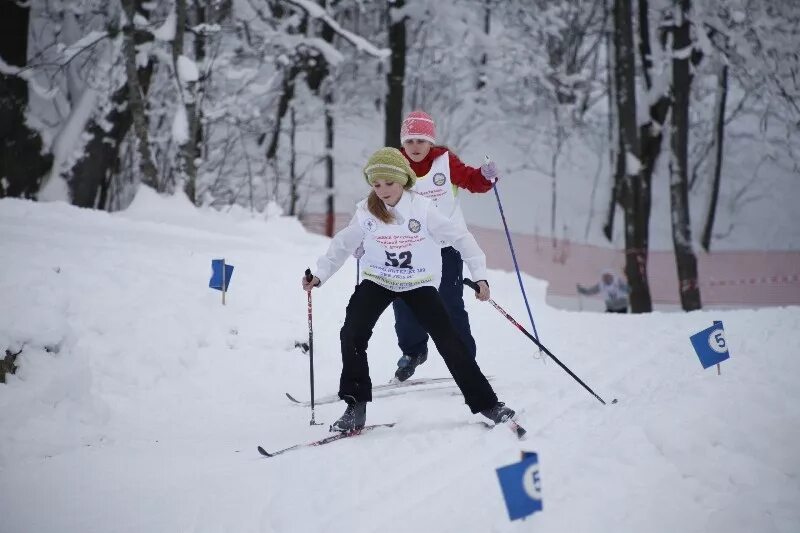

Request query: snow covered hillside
[{"left": 1, "top": 192, "right": 798, "bottom": 532}]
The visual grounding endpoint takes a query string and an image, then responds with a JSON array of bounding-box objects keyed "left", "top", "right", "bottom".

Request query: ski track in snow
[{"left": 1, "top": 192, "right": 799, "bottom": 533}]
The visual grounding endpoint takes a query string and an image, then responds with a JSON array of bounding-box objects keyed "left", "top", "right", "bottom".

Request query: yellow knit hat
[{"left": 363, "top": 147, "right": 416, "bottom": 190}]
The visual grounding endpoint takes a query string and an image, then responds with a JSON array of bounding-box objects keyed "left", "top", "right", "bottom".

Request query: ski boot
[
  {"left": 330, "top": 396, "right": 367, "bottom": 432},
  {"left": 393, "top": 352, "right": 428, "bottom": 382},
  {"left": 480, "top": 401, "right": 516, "bottom": 424}
]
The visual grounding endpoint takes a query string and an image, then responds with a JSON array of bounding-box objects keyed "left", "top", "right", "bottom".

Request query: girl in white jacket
[{"left": 302, "top": 147, "right": 516, "bottom": 432}]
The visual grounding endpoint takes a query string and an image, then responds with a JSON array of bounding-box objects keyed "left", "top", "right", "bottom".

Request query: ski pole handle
[
  {"left": 464, "top": 277, "right": 492, "bottom": 301},
  {"left": 482, "top": 155, "right": 499, "bottom": 185},
  {"left": 464, "top": 278, "right": 480, "bottom": 293},
  {"left": 303, "top": 268, "right": 320, "bottom": 290}
]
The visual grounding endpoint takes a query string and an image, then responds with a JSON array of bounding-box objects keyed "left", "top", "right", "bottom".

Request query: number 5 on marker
[{"left": 690, "top": 321, "right": 730, "bottom": 370}]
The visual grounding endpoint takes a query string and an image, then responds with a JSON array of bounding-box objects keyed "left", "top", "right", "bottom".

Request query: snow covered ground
[{"left": 1, "top": 191, "right": 798, "bottom": 533}]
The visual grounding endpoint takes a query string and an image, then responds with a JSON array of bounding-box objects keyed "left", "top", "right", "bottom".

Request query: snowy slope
[{"left": 1, "top": 192, "right": 798, "bottom": 533}]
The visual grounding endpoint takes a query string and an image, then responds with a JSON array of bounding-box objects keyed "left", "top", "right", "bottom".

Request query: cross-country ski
[
  {"left": 257, "top": 424, "right": 396, "bottom": 458},
  {"left": 284, "top": 376, "right": 495, "bottom": 406}
]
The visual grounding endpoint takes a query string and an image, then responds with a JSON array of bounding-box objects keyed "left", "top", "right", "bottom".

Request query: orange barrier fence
[{"left": 300, "top": 213, "right": 800, "bottom": 308}]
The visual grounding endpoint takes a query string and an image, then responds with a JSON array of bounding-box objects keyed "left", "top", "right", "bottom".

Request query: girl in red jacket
[{"left": 392, "top": 110, "right": 499, "bottom": 381}]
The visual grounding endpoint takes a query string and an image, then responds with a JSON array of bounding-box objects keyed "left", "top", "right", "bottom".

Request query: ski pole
[
  {"left": 305, "top": 268, "right": 323, "bottom": 425},
  {"left": 486, "top": 156, "right": 541, "bottom": 353},
  {"left": 464, "top": 278, "right": 616, "bottom": 405}
]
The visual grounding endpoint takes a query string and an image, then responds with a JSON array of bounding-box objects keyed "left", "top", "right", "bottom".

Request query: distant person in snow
[
  {"left": 577, "top": 270, "right": 630, "bottom": 313},
  {"left": 355, "top": 110, "right": 499, "bottom": 383},
  {"left": 303, "top": 147, "right": 517, "bottom": 433}
]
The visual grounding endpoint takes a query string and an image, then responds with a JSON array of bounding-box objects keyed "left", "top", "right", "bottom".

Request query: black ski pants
[{"left": 338, "top": 280, "right": 497, "bottom": 413}]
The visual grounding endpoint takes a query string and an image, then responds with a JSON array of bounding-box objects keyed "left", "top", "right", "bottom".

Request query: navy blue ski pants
[{"left": 392, "top": 246, "right": 477, "bottom": 359}]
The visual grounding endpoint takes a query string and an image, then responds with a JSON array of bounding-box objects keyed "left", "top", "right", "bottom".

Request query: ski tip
[
  {"left": 508, "top": 419, "right": 527, "bottom": 440},
  {"left": 611, "top": 398, "right": 618, "bottom": 404},
  {"left": 285, "top": 392, "right": 302, "bottom": 404},
  {"left": 482, "top": 418, "right": 528, "bottom": 440},
  {"left": 257, "top": 446, "right": 274, "bottom": 457}
]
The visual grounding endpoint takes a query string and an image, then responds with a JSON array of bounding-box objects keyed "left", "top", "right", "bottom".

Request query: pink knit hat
[{"left": 400, "top": 110, "right": 436, "bottom": 144}]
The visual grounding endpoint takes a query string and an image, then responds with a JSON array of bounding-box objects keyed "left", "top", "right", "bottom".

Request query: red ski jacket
[{"left": 400, "top": 146, "right": 492, "bottom": 194}]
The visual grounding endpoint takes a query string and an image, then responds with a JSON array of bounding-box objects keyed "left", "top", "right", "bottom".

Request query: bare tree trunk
[
  {"left": 235, "top": 124, "right": 255, "bottom": 212},
  {"left": 477, "top": 0, "right": 490, "bottom": 90},
  {"left": 602, "top": 0, "right": 619, "bottom": 241},
  {"left": 122, "top": 0, "right": 159, "bottom": 190},
  {"left": 701, "top": 62, "right": 728, "bottom": 251},
  {"left": 324, "top": 90, "right": 335, "bottom": 236},
  {"left": 635, "top": 0, "right": 670, "bottom": 257},
  {"left": 0, "top": 0, "right": 53, "bottom": 199},
  {"left": 69, "top": 65, "right": 154, "bottom": 208},
  {"left": 613, "top": 0, "right": 652, "bottom": 312},
  {"left": 266, "top": 73, "right": 296, "bottom": 163},
  {"left": 69, "top": 9, "right": 154, "bottom": 208},
  {"left": 319, "top": 0, "right": 336, "bottom": 237},
  {"left": 669, "top": 0, "right": 701, "bottom": 310},
  {"left": 172, "top": 0, "right": 200, "bottom": 203},
  {"left": 192, "top": 0, "right": 208, "bottom": 192},
  {"left": 637, "top": 0, "right": 653, "bottom": 88},
  {"left": 265, "top": 2, "right": 324, "bottom": 204},
  {"left": 288, "top": 104, "right": 298, "bottom": 215},
  {"left": 550, "top": 107, "right": 565, "bottom": 249},
  {"left": 384, "top": 0, "right": 406, "bottom": 148},
  {"left": 183, "top": 106, "right": 199, "bottom": 203}
]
